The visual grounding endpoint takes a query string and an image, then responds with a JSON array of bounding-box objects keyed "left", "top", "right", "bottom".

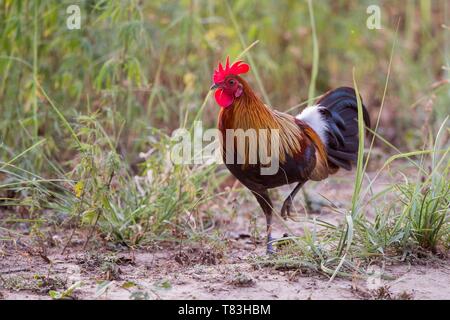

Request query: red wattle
[{"left": 215, "top": 88, "right": 234, "bottom": 108}]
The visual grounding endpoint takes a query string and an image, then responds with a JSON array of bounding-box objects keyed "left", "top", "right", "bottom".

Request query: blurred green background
[{"left": 1, "top": 0, "right": 448, "bottom": 170}]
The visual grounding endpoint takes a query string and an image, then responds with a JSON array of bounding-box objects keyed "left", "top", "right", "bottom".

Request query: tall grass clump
[
  {"left": 400, "top": 119, "right": 449, "bottom": 252},
  {"left": 1, "top": 109, "right": 222, "bottom": 247},
  {"left": 63, "top": 112, "right": 225, "bottom": 246}
]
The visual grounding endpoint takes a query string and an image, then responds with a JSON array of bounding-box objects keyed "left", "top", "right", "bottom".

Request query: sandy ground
[
  {"left": 1, "top": 241, "right": 449, "bottom": 300},
  {"left": 1, "top": 171, "right": 449, "bottom": 300}
]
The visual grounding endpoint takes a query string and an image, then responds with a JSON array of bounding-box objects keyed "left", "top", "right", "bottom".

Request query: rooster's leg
[
  {"left": 252, "top": 189, "right": 274, "bottom": 254},
  {"left": 265, "top": 214, "right": 274, "bottom": 254},
  {"left": 281, "top": 181, "right": 306, "bottom": 219}
]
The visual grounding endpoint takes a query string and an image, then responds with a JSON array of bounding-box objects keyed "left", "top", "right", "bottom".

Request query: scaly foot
[{"left": 266, "top": 235, "right": 276, "bottom": 255}]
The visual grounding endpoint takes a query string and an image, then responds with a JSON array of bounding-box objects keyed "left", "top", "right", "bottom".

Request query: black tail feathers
[{"left": 316, "top": 87, "right": 370, "bottom": 171}]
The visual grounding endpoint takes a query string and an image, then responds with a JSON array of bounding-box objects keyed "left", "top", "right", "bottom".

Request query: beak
[{"left": 210, "top": 83, "right": 219, "bottom": 90}]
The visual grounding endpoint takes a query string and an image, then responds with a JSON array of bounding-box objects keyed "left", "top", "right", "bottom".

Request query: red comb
[{"left": 213, "top": 56, "right": 250, "bottom": 83}]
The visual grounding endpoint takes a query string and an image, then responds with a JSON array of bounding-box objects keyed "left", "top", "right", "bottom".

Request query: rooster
[{"left": 210, "top": 57, "right": 370, "bottom": 253}]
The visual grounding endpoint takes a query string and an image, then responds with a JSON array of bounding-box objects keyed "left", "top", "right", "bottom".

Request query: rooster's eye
[{"left": 228, "top": 79, "right": 235, "bottom": 85}]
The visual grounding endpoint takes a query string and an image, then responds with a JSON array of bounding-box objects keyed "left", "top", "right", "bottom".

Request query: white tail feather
[{"left": 296, "top": 105, "right": 328, "bottom": 144}]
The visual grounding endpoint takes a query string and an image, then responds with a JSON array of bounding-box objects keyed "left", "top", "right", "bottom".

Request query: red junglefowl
[{"left": 210, "top": 57, "right": 370, "bottom": 253}]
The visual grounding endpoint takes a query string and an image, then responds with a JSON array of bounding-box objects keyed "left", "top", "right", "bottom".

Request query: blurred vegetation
[
  {"left": 0, "top": 1, "right": 448, "bottom": 262},
  {"left": 1, "top": 0, "right": 448, "bottom": 164}
]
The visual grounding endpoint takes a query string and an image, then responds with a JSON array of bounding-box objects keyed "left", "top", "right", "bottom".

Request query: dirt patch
[
  {"left": 1, "top": 171, "right": 449, "bottom": 300},
  {"left": 1, "top": 237, "right": 449, "bottom": 300},
  {"left": 174, "top": 248, "right": 224, "bottom": 266}
]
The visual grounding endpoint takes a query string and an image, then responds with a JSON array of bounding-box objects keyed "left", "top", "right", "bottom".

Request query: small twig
[
  {"left": 61, "top": 190, "right": 86, "bottom": 255},
  {"left": 39, "top": 253, "right": 51, "bottom": 264},
  {"left": 82, "top": 170, "right": 114, "bottom": 251},
  {"left": 82, "top": 209, "right": 100, "bottom": 251},
  {"left": 106, "top": 169, "right": 115, "bottom": 189},
  {"left": 0, "top": 267, "right": 31, "bottom": 274}
]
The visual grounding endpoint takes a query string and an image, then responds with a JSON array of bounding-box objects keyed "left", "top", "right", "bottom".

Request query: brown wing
[{"left": 295, "top": 119, "right": 331, "bottom": 181}]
